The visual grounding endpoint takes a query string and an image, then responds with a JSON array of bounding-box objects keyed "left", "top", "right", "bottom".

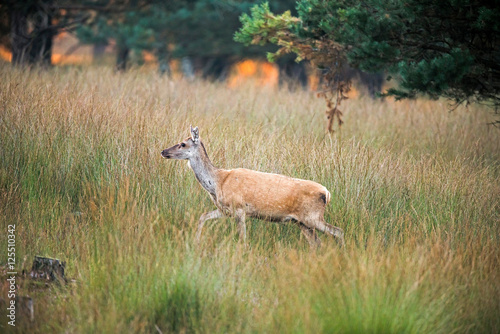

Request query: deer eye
[{"left": 180, "top": 143, "right": 186, "bottom": 148}]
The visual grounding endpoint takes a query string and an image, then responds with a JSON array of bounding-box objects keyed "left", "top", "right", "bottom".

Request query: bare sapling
[{"left": 161, "top": 126, "right": 345, "bottom": 247}]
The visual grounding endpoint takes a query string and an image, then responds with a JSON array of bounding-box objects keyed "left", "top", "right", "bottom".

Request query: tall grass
[{"left": 0, "top": 64, "right": 499, "bottom": 333}]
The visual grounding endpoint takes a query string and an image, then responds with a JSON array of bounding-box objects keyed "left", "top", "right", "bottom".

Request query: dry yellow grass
[{"left": 0, "top": 63, "right": 498, "bottom": 333}]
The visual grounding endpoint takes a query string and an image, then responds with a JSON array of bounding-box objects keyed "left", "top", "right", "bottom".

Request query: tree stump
[
  {"left": 29, "top": 256, "right": 65, "bottom": 282},
  {"left": 16, "top": 296, "right": 34, "bottom": 322}
]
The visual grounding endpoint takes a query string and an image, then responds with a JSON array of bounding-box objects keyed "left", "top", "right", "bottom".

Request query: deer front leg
[
  {"left": 305, "top": 217, "right": 345, "bottom": 248},
  {"left": 234, "top": 209, "right": 247, "bottom": 242},
  {"left": 196, "top": 209, "right": 223, "bottom": 242},
  {"left": 323, "top": 223, "right": 345, "bottom": 248},
  {"left": 299, "top": 224, "right": 321, "bottom": 249}
]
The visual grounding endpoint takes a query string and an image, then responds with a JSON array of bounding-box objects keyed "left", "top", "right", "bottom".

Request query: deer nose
[{"left": 161, "top": 150, "right": 170, "bottom": 158}]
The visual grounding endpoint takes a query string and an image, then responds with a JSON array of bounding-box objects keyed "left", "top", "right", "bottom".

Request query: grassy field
[{"left": 0, "top": 64, "right": 499, "bottom": 333}]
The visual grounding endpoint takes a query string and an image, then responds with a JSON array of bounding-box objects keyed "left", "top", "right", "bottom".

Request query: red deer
[{"left": 161, "top": 126, "right": 344, "bottom": 247}]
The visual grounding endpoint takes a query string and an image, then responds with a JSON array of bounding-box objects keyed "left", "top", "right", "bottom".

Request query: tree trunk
[
  {"left": 10, "top": 1, "right": 54, "bottom": 67},
  {"left": 278, "top": 59, "right": 308, "bottom": 90},
  {"left": 116, "top": 44, "right": 129, "bottom": 71},
  {"left": 181, "top": 56, "right": 195, "bottom": 80},
  {"left": 10, "top": 6, "right": 29, "bottom": 66},
  {"left": 157, "top": 48, "right": 171, "bottom": 76},
  {"left": 29, "top": 23, "right": 53, "bottom": 67},
  {"left": 92, "top": 43, "right": 107, "bottom": 62}
]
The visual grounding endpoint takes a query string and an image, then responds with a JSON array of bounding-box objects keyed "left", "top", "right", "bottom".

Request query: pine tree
[
  {"left": 75, "top": 1, "right": 297, "bottom": 77},
  {"left": 235, "top": 0, "right": 500, "bottom": 127},
  {"left": 76, "top": 2, "right": 158, "bottom": 71},
  {"left": 157, "top": 0, "right": 297, "bottom": 80}
]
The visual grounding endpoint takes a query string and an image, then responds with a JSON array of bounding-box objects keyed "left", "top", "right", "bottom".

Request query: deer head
[{"left": 161, "top": 126, "right": 200, "bottom": 160}]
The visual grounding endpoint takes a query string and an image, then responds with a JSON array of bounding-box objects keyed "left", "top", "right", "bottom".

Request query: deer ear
[{"left": 190, "top": 125, "right": 200, "bottom": 144}]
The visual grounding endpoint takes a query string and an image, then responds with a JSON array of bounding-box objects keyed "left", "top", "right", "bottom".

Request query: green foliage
[
  {"left": 76, "top": 8, "right": 156, "bottom": 52},
  {"left": 236, "top": 2, "right": 302, "bottom": 62},
  {"left": 76, "top": 1, "right": 297, "bottom": 70},
  {"left": 236, "top": 0, "right": 500, "bottom": 106},
  {"left": 162, "top": 1, "right": 256, "bottom": 59}
]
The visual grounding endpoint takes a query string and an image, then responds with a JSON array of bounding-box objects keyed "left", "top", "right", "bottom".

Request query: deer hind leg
[
  {"left": 196, "top": 209, "right": 223, "bottom": 242},
  {"left": 299, "top": 224, "right": 321, "bottom": 249}
]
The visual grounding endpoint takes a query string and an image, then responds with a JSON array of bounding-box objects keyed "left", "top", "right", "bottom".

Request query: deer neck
[{"left": 188, "top": 142, "right": 218, "bottom": 197}]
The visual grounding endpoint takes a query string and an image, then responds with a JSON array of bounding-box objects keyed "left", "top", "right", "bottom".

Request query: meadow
[{"left": 0, "top": 64, "right": 499, "bottom": 333}]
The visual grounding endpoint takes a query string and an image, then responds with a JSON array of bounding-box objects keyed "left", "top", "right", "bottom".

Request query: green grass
[{"left": 0, "top": 64, "right": 499, "bottom": 333}]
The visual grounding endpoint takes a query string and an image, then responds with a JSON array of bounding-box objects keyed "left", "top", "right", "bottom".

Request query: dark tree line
[
  {"left": 7, "top": 0, "right": 56, "bottom": 66},
  {"left": 0, "top": 0, "right": 129, "bottom": 67},
  {"left": 74, "top": 0, "right": 305, "bottom": 79},
  {"left": 0, "top": 0, "right": 393, "bottom": 96}
]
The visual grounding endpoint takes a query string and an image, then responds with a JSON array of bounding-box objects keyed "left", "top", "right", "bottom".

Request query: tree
[
  {"left": 157, "top": 0, "right": 297, "bottom": 80},
  {"left": 76, "top": 7, "right": 156, "bottom": 71},
  {"left": 3, "top": 0, "right": 60, "bottom": 67},
  {"left": 75, "top": 0, "right": 298, "bottom": 78},
  {"left": 235, "top": 1, "right": 500, "bottom": 130},
  {"left": 162, "top": 0, "right": 259, "bottom": 79},
  {"left": 0, "top": 0, "right": 136, "bottom": 67}
]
